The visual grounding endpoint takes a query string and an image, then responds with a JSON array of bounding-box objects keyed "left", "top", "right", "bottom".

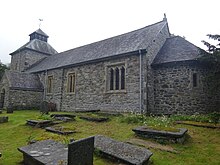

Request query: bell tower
[{"left": 10, "top": 29, "right": 57, "bottom": 72}]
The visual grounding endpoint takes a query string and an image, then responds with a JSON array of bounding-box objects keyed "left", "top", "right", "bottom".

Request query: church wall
[
  {"left": 144, "top": 23, "right": 170, "bottom": 114},
  {"left": 41, "top": 54, "right": 145, "bottom": 113},
  {"left": 153, "top": 62, "right": 218, "bottom": 115},
  {"left": 11, "top": 50, "right": 48, "bottom": 72},
  {"left": 0, "top": 74, "right": 10, "bottom": 109},
  {"left": 38, "top": 69, "right": 64, "bottom": 111},
  {"left": 8, "top": 89, "right": 43, "bottom": 110}
]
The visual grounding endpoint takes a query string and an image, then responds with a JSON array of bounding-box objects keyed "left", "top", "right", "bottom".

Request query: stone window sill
[{"left": 105, "top": 90, "right": 127, "bottom": 94}]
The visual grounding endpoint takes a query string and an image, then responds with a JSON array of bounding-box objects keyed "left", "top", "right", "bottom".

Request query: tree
[
  {"left": 202, "top": 34, "right": 220, "bottom": 64},
  {"left": 0, "top": 62, "right": 9, "bottom": 80},
  {"left": 201, "top": 34, "right": 220, "bottom": 93}
]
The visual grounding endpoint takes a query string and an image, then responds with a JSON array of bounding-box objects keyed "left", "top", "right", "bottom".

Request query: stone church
[{"left": 0, "top": 16, "right": 218, "bottom": 114}]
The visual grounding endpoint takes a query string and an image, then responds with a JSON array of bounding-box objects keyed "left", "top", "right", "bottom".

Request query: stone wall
[
  {"left": 11, "top": 50, "right": 49, "bottom": 72},
  {"left": 38, "top": 54, "right": 146, "bottom": 113},
  {"left": 8, "top": 89, "right": 43, "bottom": 110},
  {"left": 145, "top": 23, "right": 170, "bottom": 114},
  {"left": 152, "top": 62, "right": 218, "bottom": 115},
  {"left": 0, "top": 74, "right": 10, "bottom": 109}
]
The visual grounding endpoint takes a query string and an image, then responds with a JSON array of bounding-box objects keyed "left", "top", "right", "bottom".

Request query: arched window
[
  {"left": 121, "top": 66, "right": 125, "bottom": 90},
  {"left": 110, "top": 68, "right": 114, "bottom": 90},
  {"left": 115, "top": 67, "right": 119, "bottom": 90}
]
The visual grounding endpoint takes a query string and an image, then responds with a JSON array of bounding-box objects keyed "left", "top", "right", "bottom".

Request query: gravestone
[
  {"left": 95, "top": 135, "right": 153, "bottom": 165},
  {"left": 40, "top": 101, "right": 49, "bottom": 114},
  {"left": 0, "top": 116, "right": 8, "bottom": 123},
  {"left": 0, "top": 110, "right": 2, "bottom": 114},
  {"left": 132, "top": 126, "right": 188, "bottom": 143},
  {"left": 68, "top": 136, "right": 94, "bottom": 165},
  {"left": 6, "top": 104, "right": 13, "bottom": 113}
]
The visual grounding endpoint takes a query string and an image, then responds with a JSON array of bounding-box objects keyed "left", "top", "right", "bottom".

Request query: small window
[
  {"left": 67, "top": 73, "right": 76, "bottom": 93},
  {"left": 193, "top": 73, "right": 198, "bottom": 87},
  {"left": 47, "top": 76, "right": 53, "bottom": 93}
]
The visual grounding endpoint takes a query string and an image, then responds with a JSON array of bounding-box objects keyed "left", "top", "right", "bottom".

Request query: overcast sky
[{"left": 0, "top": 0, "right": 219, "bottom": 64}]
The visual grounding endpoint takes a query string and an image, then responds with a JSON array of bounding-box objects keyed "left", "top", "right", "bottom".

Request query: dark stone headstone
[
  {"left": 94, "top": 135, "right": 153, "bottom": 165},
  {"left": 40, "top": 101, "right": 49, "bottom": 114},
  {"left": 6, "top": 104, "right": 13, "bottom": 113},
  {"left": 68, "top": 136, "right": 94, "bottom": 165},
  {"left": 0, "top": 116, "right": 8, "bottom": 123},
  {"left": 0, "top": 110, "right": 2, "bottom": 114}
]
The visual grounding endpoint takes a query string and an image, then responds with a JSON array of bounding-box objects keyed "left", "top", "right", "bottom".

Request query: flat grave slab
[
  {"left": 45, "top": 126, "right": 75, "bottom": 135},
  {"left": 0, "top": 116, "right": 8, "bottom": 123},
  {"left": 26, "top": 120, "right": 53, "bottom": 128},
  {"left": 79, "top": 116, "right": 109, "bottom": 122},
  {"left": 94, "top": 135, "right": 153, "bottom": 165},
  {"left": 18, "top": 140, "right": 68, "bottom": 165},
  {"left": 132, "top": 126, "right": 188, "bottom": 143},
  {"left": 50, "top": 114, "right": 76, "bottom": 119},
  {"left": 18, "top": 137, "right": 95, "bottom": 165},
  {"left": 175, "top": 121, "right": 220, "bottom": 129}
]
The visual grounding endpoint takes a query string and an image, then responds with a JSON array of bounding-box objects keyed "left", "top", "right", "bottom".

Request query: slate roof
[
  {"left": 153, "top": 36, "right": 203, "bottom": 65},
  {"left": 30, "top": 28, "right": 49, "bottom": 37},
  {"left": 26, "top": 20, "right": 168, "bottom": 73},
  {"left": 10, "top": 39, "right": 58, "bottom": 56},
  {"left": 5, "top": 70, "right": 43, "bottom": 91}
]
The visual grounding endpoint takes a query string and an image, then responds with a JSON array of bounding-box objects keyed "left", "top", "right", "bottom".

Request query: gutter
[{"left": 139, "top": 50, "right": 142, "bottom": 113}]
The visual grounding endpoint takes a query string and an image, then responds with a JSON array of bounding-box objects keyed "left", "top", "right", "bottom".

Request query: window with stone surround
[
  {"left": 193, "top": 73, "right": 198, "bottom": 87},
  {"left": 67, "top": 72, "right": 76, "bottom": 93},
  {"left": 47, "top": 75, "right": 53, "bottom": 93},
  {"left": 106, "top": 64, "right": 126, "bottom": 92}
]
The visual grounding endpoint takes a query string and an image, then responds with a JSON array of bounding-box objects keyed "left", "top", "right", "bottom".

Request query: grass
[{"left": 0, "top": 110, "right": 219, "bottom": 165}]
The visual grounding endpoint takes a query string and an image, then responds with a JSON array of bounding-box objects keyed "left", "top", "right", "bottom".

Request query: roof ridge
[{"left": 56, "top": 20, "right": 167, "bottom": 55}]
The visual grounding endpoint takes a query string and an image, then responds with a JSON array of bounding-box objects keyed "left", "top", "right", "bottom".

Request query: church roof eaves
[
  {"left": 152, "top": 36, "right": 205, "bottom": 66},
  {"left": 26, "top": 20, "right": 168, "bottom": 73},
  {"left": 10, "top": 39, "right": 58, "bottom": 56}
]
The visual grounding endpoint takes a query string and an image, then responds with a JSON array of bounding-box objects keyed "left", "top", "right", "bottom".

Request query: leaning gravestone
[{"left": 68, "top": 136, "right": 94, "bottom": 165}]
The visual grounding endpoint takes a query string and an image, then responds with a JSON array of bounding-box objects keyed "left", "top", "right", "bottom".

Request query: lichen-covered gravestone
[{"left": 40, "top": 101, "right": 49, "bottom": 114}]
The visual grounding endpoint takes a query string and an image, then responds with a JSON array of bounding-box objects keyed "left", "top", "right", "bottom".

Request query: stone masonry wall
[
  {"left": 145, "top": 23, "right": 170, "bottom": 114},
  {"left": 8, "top": 89, "right": 43, "bottom": 110},
  {"left": 38, "top": 54, "right": 146, "bottom": 113},
  {"left": 153, "top": 62, "right": 217, "bottom": 115},
  {"left": 0, "top": 74, "right": 10, "bottom": 109},
  {"left": 11, "top": 50, "right": 49, "bottom": 72}
]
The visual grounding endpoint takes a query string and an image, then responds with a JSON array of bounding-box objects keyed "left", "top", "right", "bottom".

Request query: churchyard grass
[{"left": 0, "top": 110, "right": 219, "bottom": 165}]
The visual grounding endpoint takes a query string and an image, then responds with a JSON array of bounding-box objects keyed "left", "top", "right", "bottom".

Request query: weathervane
[{"left": 39, "top": 19, "right": 43, "bottom": 28}]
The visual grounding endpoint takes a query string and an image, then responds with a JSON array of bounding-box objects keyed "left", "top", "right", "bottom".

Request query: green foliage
[
  {"left": 37, "top": 114, "right": 52, "bottom": 120},
  {"left": 0, "top": 62, "right": 9, "bottom": 80},
  {"left": 208, "top": 112, "right": 220, "bottom": 124}
]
